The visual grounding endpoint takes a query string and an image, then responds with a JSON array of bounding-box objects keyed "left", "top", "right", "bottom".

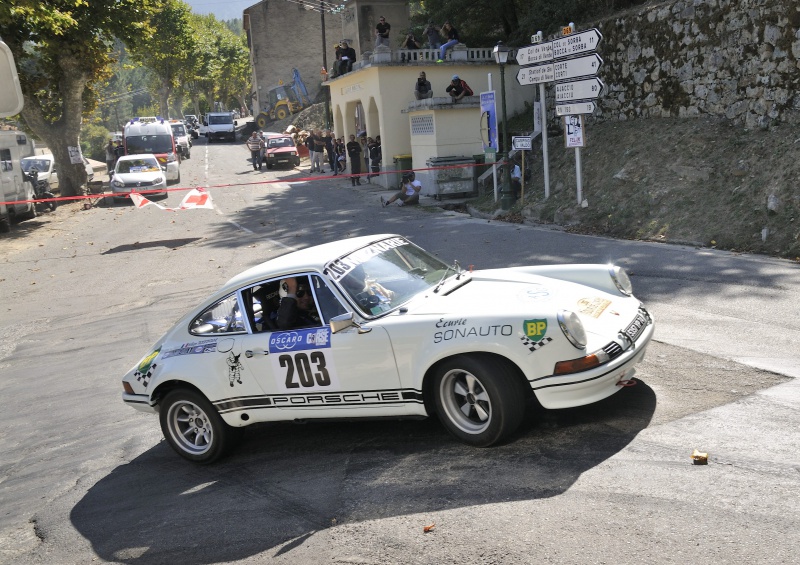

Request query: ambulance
[{"left": 123, "top": 117, "right": 180, "bottom": 184}]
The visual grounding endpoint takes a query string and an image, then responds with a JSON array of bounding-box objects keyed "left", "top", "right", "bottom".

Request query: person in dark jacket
[
  {"left": 276, "top": 277, "right": 320, "bottom": 330},
  {"left": 323, "top": 130, "right": 337, "bottom": 175},
  {"left": 414, "top": 72, "right": 433, "bottom": 100},
  {"left": 337, "top": 41, "right": 356, "bottom": 75},
  {"left": 367, "top": 136, "right": 382, "bottom": 182},
  {"left": 438, "top": 21, "right": 459, "bottom": 62},
  {"left": 346, "top": 134, "right": 362, "bottom": 186}
]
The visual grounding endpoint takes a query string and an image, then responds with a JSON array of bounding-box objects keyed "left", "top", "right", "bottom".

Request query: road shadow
[{"left": 71, "top": 380, "right": 655, "bottom": 564}]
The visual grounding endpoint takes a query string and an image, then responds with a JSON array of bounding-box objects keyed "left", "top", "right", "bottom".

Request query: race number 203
[{"left": 268, "top": 328, "right": 340, "bottom": 392}]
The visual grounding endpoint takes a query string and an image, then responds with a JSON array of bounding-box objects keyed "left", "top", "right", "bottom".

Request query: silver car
[{"left": 110, "top": 154, "right": 167, "bottom": 199}]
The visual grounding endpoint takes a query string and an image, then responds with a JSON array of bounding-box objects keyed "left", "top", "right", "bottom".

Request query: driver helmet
[{"left": 280, "top": 279, "right": 309, "bottom": 299}]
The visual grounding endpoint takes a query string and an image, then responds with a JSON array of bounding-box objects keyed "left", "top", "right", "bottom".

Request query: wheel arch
[
  {"left": 150, "top": 379, "right": 209, "bottom": 412},
  {"left": 420, "top": 351, "right": 533, "bottom": 416}
]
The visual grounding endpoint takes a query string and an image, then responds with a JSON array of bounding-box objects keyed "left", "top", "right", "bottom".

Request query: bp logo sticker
[
  {"left": 523, "top": 319, "right": 547, "bottom": 341},
  {"left": 138, "top": 348, "right": 160, "bottom": 373}
]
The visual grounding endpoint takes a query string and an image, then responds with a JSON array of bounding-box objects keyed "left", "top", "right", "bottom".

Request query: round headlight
[
  {"left": 609, "top": 265, "right": 633, "bottom": 295},
  {"left": 557, "top": 310, "right": 587, "bottom": 349},
  {"left": 112, "top": 179, "right": 124, "bottom": 188}
]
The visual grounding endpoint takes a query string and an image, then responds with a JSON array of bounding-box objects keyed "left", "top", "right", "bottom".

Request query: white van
[
  {"left": 203, "top": 112, "right": 237, "bottom": 142},
  {"left": 169, "top": 120, "right": 191, "bottom": 159},
  {"left": 123, "top": 117, "right": 180, "bottom": 184},
  {"left": 0, "top": 130, "right": 37, "bottom": 232}
]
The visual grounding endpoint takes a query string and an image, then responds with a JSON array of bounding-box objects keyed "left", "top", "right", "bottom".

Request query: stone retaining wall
[{"left": 586, "top": 0, "right": 800, "bottom": 128}]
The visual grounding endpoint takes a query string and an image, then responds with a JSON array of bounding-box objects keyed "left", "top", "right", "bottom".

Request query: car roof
[
  {"left": 221, "top": 234, "right": 400, "bottom": 293},
  {"left": 118, "top": 154, "right": 158, "bottom": 162},
  {"left": 22, "top": 154, "right": 54, "bottom": 161}
]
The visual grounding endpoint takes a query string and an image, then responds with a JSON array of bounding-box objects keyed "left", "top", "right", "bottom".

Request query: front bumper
[{"left": 122, "top": 392, "right": 157, "bottom": 413}]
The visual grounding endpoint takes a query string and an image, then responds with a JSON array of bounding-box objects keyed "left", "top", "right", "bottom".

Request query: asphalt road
[{"left": 1, "top": 135, "right": 798, "bottom": 564}]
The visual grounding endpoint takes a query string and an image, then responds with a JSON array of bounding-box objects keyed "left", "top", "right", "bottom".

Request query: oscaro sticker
[
  {"left": 523, "top": 319, "right": 548, "bottom": 341},
  {"left": 518, "top": 285, "right": 551, "bottom": 302},
  {"left": 269, "top": 328, "right": 340, "bottom": 392}
]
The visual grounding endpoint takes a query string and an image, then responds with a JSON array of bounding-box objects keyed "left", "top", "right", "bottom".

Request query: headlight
[
  {"left": 154, "top": 176, "right": 164, "bottom": 184},
  {"left": 112, "top": 179, "right": 124, "bottom": 188},
  {"left": 290, "top": 151, "right": 297, "bottom": 156},
  {"left": 609, "top": 265, "right": 633, "bottom": 295},
  {"left": 557, "top": 310, "right": 587, "bottom": 349}
]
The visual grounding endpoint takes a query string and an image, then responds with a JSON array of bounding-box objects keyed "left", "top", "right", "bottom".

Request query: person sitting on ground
[
  {"left": 381, "top": 173, "right": 422, "bottom": 207},
  {"left": 276, "top": 277, "right": 321, "bottom": 330},
  {"left": 446, "top": 75, "right": 472, "bottom": 103},
  {"left": 438, "top": 21, "right": 459, "bottom": 62},
  {"left": 414, "top": 72, "right": 433, "bottom": 100}
]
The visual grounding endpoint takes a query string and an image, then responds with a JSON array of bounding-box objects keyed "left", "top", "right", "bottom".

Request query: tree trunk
[
  {"left": 235, "top": 94, "right": 248, "bottom": 116},
  {"left": 158, "top": 84, "right": 172, "bottom": 119},
  {"left": 193, "top": 96, "right": 201, "bottom": 117},
  {"left": 174, "top": 93, "right": 185, "bottom": 118},
  {"left": 19, "top": 53, "right": 89, "bottom": 197}
]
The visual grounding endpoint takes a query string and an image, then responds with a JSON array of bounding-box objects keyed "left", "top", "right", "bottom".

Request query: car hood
[
  {"left": 115, "top": 171, "right": 163, "bottom": 183},
  {"left": 400, "top": 267, "right": 642, "bottom": 336},
  {"left": 267, "top": 146, "right": 296, "bottom": 153}
]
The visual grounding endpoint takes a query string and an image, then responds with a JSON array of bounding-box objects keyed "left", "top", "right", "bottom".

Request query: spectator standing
[
  {"left": 414, "top": 72, "right": 433, "bottom": 100},
  {"left": 361, "top": 135, "right": 370, "bottom": 178},
  {"left": 367, "top": 136, "right": 382, "bottom": 182},
  {"left": 438, "top": 21, "right": 460, "bottom": 62},
  {"left": 305, "top": 133, "right": 316, "bottom": 173},
  {"left": 335, "top": 137, "right": 347, "bottom": 173},
  {"left": 246, "top": 130, "right": 265, "bottom": 170},
  {"left": 424, "top": 21, "right": 441, "bottom": 49},
  {"left": 323, "top": 130, "right": 337, "bottom": 175},
  {"left": 381, "top": 173, "right": 422, "bottom": 207},
  {"left": 313, "top": 130, "right": 326, "bottom": 172},
  {"left": 105, "top": 139, "right": 116, "bottom": 174},
  {"left": 114, "top": 141, "right": 125, "bottom": 161},
  {"left": 346, "top": 134, "right": 362, "bottom": 186},
  {"left": 337, "top": 41, "right": 356, "bottom": 75},
  {"left": 375, "top": 16, "right": 390, "bottom": 48},
  {"left": 258, "top": 130, "right": 267, "bottom": 165}
]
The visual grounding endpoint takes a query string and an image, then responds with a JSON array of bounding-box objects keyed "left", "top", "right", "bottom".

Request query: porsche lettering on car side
[{"left": 121, "top": 234, "right": 654, "bottom": 463}]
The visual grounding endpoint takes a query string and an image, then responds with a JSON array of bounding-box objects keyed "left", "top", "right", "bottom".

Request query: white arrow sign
[
  {"left": 553, "top": 54, "right": 603, "bottom": 82},
  {"left": 555, "top": 102, "right": 596, "bottom": 116},
  {"left": 555, "top": 77, "right": 605, "bottom": 102},
  {"left": 512, "top": 136, "right": 532, "bottom": 150},
  {"left": 515, "top": 42, "right": 554, "bottom": 65},
  {"left": 517, "top": 63, "right": 554, "bottom": 85},
  {"left": 551, "top": 28, "right": 603, "bottom": 60}
]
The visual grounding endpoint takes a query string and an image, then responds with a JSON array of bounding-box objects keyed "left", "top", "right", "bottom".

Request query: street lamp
[{"left": 493, "top": 41, "right": 515, "bottom": 209}]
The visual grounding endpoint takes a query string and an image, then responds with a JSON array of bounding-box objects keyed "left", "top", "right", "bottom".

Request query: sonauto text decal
[{"left": 434, "top": 321, "right": 513, "bottom": 343}]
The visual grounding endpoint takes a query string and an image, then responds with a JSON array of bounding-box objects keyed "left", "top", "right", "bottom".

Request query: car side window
[
  {"left": 311, "top": 275, "right": 347, "bottom": 323},
  {"left": 190, "top": 293, "right": 245, "bottom": 335}
]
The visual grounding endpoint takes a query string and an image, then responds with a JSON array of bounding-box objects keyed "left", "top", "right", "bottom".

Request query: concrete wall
[
  {"left": 340, "top": 0, "right": 410, "bottom": 56},
  {"left": 589, "top": 0, "right": 800, "bottom": 128}
]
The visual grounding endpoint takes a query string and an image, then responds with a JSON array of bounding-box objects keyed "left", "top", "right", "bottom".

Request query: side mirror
[
  {"left": 233, "top": 120, "right": 238, "bottom": 126},
  {"left": 329, "top": 312, "right": 372, "bottom": 334}
]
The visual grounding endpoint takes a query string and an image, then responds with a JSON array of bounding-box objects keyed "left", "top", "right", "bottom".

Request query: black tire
[
  {"left": 159, "top": 389, "right": 241, "bottom": 463},
  {"left": 266, "top": 162, "right": 273, "bottom": 170},
  {"left": 432, "top": 355, "right": 526, "bottom": 447},
  {"left": 0, "top": 215, "right": 10, "bottom": 233},
  {"left": 40, "top": 192, "right": 57, "bottom": 212}
]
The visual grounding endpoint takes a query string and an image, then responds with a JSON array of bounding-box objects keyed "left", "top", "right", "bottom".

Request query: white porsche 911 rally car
[{"left": 122, "top": 234, "right": 654, "bottom": 463}]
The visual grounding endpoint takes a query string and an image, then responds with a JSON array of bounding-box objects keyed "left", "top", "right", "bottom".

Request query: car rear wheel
[
  {"left": 159, "top": 389, "right": 241, "bottom": 463},
  {"left": 433, "top": 355, "right": 526, "bottom": 447}
]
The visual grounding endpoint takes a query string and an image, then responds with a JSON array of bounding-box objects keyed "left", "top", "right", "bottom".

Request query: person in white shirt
[
  {"left": 510, "top": 159, "right": 522, "bottom": 199},
  {"left": 381, "top": 173, "right": 422, "bottom": 207}
]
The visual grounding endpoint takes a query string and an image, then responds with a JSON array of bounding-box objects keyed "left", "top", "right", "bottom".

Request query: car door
[
  {"left": 47, "top": 158, "right": 58, "bottom": 190},
  {"left": 236, "top": 274, "right": 406, "bottom": 417}
]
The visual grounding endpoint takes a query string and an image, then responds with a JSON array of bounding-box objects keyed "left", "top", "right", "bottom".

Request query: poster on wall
[{"left": 564, "top": 115, "right": 585, "bottom": 148}]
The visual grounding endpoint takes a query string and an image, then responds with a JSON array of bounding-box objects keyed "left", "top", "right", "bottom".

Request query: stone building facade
[{"left": 589, "top": 0, "right": 800, "bottom": 128}]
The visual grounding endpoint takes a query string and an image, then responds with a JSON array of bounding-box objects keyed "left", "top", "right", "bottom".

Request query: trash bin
[
  {"left": 423, "top": 156, "right": 476, "bottom": 199},
  {"left": 393, "top": 154, "right": 413, "bottom": 188}
]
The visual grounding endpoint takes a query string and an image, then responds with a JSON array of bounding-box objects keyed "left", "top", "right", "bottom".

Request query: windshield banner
[{"left": 325, "top": 237, "right": 407, "bottom": 281}]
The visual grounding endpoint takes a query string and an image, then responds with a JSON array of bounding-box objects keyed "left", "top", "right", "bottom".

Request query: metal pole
[
  {"left": 575, "top": 146, "right": 583, "bottom": 204},
  {"left": 489, "top": 73, "right": 498, "bottom": 202},
  {"left": 321, "top": 2, "right": 331, "bottom": 129},
  {"left": 539, "top": 83, "right": 550, "bottom": 199},
  {"left": 499, "top": 62, "right": 514, "bottom": 210}
]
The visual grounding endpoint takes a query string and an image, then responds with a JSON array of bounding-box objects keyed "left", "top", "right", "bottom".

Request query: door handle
[{"left": 245, "top": 349, "right": 269, "bottom": 358}]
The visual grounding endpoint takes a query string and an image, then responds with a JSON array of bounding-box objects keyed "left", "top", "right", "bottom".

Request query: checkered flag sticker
[
  {"left": 134, "top": 363, "right": 157, "bottom": 388},
  {"left": 520, "top": 336, "right": 552, "bottom": 352}
]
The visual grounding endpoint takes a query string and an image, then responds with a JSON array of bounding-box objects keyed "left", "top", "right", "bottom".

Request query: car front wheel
[
  {"left": 159, "top": 389, "right": 241, "bottom": 463},
  {"left": 433, "top": 355, "right": 526, "bottom": 447}
]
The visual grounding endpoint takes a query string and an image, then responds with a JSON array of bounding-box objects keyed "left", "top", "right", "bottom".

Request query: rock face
[{"left": 579, "top": 0, "right": 800, "bottom": 129}]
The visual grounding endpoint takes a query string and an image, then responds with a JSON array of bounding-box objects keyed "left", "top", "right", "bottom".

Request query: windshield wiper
[{"left": 433, "top": 260, "right": 462, "bottom": 293}]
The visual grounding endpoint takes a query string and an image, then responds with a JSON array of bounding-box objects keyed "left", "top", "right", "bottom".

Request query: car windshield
[
  {"left": 21, "top": 158, "right": 51, "bottom": 172},
  {"left": 125, "top": 135, "right": 173, "bottom": 154},
  {"left": 209, "top": 115, "right": 233, "bottom": 125},
  {"left": 268, "top": 138, "right": 294, "bottom": 148},
  {"left": 171, "top": 125, "right": 186, "bottom": 136},
  {"left": 325, "top": 237, "right": 452, "bottom": 316},
  {"left": 117, "top": 159, "right": 160, "bottom": 174}
]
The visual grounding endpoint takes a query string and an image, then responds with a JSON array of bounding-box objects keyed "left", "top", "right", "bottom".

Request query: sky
[{"left": 184, "top": 0, "right": 255, "bottom": 21}]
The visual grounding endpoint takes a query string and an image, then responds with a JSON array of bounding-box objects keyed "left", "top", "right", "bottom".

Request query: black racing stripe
[
  {"left": 531, "top": 365, "right": 624, "bottom": 390},
  {"left": 218, "top": 398, "right": 425, "bottom": 414},
  {"left": 215, "top": 397, "right": 273, "bottom": 411},
  {"left": 213, "top": 387, "right": 421, "bottom": 404}
]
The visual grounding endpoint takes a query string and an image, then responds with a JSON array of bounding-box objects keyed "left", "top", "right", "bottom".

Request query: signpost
[
  {"left": 550, "top": 28, "right": 603, "bottom": 59},
  {"left": 515, "top": 42, "right": 554, "bottom": 66},
  {"left": 553, "top": 54, "right": 603, "bottom": 81},
  {"left": 555, "top": 102, "right": 596, "bottom": 116},
  {"left": 554, "top": 77, "right": 604, "bottom": 102},
  {"left": 516, "top": 64, "right": 554, "bottom": 86},
  {"left": 512, "top": 136, "right": 532, "bottom": 151}
]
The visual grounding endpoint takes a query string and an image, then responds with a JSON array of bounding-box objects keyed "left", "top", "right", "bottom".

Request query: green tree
[
  {"left": 129, "top": 0, "right": 196, "bottom": 119},
  {"left": 0, "top": 0, "right": 158, "bottom": 196}
]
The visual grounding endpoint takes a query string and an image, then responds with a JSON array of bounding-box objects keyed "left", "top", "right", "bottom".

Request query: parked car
[
  {"left": 110, "top": 154, "right": 167, "bottom": 199},
  {"left": 20, "top": 154, "right": 95, "bottom": 191},
  {"left": 121, "top": 234, "right": 655, "bottom": 463},
  {"left": 264, "top": 135, "right": 300, "bottom": 169}
]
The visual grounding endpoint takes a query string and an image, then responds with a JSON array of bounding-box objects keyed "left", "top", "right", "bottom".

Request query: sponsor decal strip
[
  {"left": 325, "top": 237, "right": 408, "bottom": 281},
  {"left": 214, "top": 388, "right": 423, "bottom": 413}
]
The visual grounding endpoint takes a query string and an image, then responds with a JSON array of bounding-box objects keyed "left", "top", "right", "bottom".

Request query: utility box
[{"left": 422, "top": 156, "right": 476, "bottom": 199}]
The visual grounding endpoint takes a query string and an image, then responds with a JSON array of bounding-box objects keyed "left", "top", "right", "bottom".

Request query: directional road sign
[
  {"left": 512, "top": 136, "right": 532, "bottom": 150},
  {"left": 555, "top": 102, "right": 596, "bottom": 116},
  {"left": 517, "top": 63, "right": 554, "bottom": 86},
  {"left": 515, "top": 42, "right": 554, "bottom": 66},
  {"left": 551, "top": 28, "right": 603, "bottom": 60},
  {"left": 554, "top": 77, "right": 605, "bottom": 102},
  {"left": 553, "top": 54, "right": 603, "bottom": 82}
]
